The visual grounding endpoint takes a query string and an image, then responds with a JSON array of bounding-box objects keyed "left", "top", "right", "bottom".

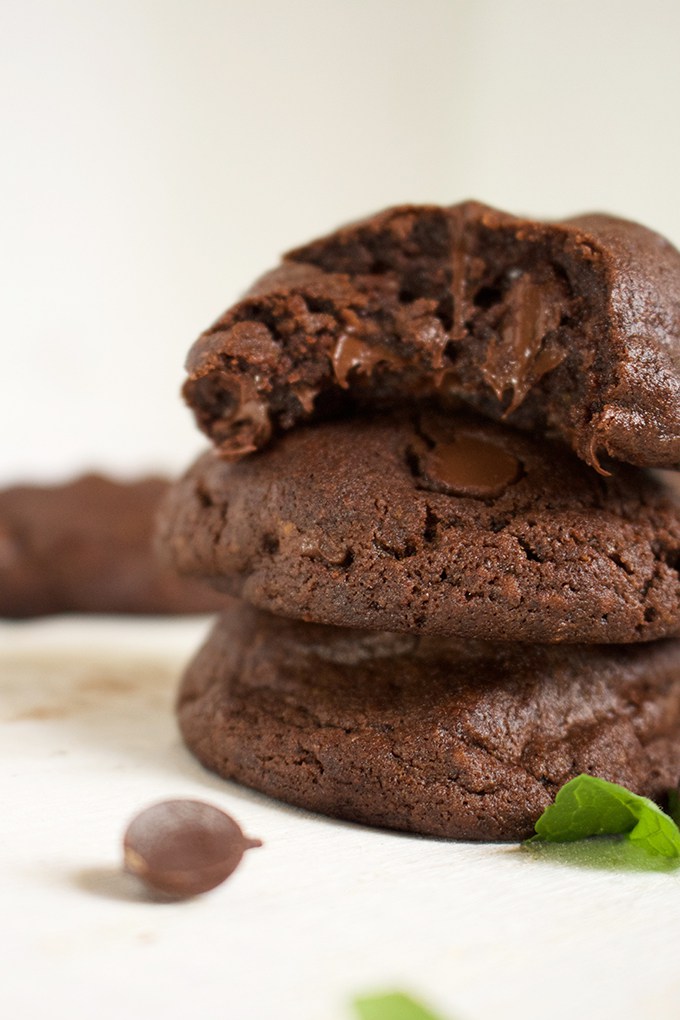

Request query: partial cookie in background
[
  {"left": 0, "top": 474, "right": 226, "bottom": 617},
  {"left": 158, "top": 410, "right": 680, "bottom": 644},
  {"left": 178, "top": 604, "right": 680, "bottom": 841},
  {"left": 183, "top": 201, "right": 680, "bottom": 469}
]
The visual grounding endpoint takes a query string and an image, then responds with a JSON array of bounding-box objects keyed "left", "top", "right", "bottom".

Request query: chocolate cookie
[
  {"left": 0, "top": 474, "right": 226, "bottom": 617},
  {"left": 183, "top": 201, "right": 680, "bottom": 470},
  {"left": 158, "top": 411, "right": 680, "bottom": 644},
  {"left": 178, "top": 604, "right": 680, "bottom": 840}
]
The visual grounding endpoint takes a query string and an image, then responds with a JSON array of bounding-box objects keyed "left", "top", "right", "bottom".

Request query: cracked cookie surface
[
  {"left": 178, "top": 604, "right": 680, "bottom": 840},
  {"left": 158, "top": 410, "right": 680, "bottom": 644},
  {"left": 183, "top": 201, "right": 680, "bottom": 469}
]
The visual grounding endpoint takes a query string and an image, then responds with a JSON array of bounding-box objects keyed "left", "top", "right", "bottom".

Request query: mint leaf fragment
[
  {"left": 353, "top": 992, "right": 447, "bottom": 1020},
  {"left": 527, "top": 775, "right": 680, "bottom": 860}
]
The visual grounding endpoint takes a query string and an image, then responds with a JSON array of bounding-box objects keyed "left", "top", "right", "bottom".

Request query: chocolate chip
[
  {"left": 332, "top": 334, "right": 405, "bottom": 387},
  {"left": 416, "top": 431, "right": 521, "bottom": 499},
  {"left": 123, "top": 799, "right": 262, "bottom": 898}
]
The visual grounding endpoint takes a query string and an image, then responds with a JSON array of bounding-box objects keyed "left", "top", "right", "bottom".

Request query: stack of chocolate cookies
[{"left": 159, "top": 202, "right": 680, "bottom": 840}]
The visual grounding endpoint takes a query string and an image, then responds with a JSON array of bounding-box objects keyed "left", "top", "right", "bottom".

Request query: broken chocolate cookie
[{"left": 183, "top": 201, "right": 680, "bottom": 470}]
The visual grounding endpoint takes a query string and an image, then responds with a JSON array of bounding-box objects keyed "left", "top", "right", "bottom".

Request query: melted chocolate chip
[
  {"left": 332, "top": 334, "right": 404, "bottom": 387},
  {"left": 123, "top": 800, "right": 262, "bottom": 898},
  {"left": 204, "top": 372, "right": 271, "bottom": 458},
  {"left": 418, "top": 431, "right": 521, "bottom": 498},
  {"left": 481, "top": 272, "right": 565, "bottom": 410}
]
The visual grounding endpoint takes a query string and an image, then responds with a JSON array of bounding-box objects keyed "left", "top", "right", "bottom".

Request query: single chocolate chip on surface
[{"left": 123, "top": 799, "right": 262, "bottom": 898}]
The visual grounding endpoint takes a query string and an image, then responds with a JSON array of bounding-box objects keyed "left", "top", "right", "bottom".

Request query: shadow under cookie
[{"left": 177, "top": 604, "right": 680, "bottom": 842}]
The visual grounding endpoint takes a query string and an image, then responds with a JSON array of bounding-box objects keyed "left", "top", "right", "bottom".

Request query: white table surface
[{"left": 2, "top": 616, "right": 680, "bottom": 1020}]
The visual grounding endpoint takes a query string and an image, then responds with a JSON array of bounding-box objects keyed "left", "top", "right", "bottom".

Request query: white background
[
  {"left": 3, "top": 8, "right": 680, "bottom": 1018},
  {"left": 2, "top": 0, "right": 680, "bottom": 483}
]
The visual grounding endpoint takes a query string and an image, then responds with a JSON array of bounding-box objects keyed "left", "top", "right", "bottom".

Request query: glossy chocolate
[
  {"left": 418, "top": 431, "right": 521, "bottom": 498},
  {"left": 332, "top": 334, "right": 404, "bottom": 387},
  {"left": 123, "top": 800, "right": 262, "bottom": 898},
  {"left": 481, "top": 273, "right": 566, "bottom": 411}
]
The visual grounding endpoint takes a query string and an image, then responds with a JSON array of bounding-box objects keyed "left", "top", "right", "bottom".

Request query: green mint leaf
[
  {"left": 527, "top": 775, "right": 680, "bottom": 859},
  {"left": 353, "top": 992, "right": 447, "bottom": 1020}
]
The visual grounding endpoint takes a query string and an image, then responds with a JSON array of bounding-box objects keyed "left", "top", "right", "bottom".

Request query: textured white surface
[{"left": 2, "top": 618, "right": 680, "bottom": 1020}]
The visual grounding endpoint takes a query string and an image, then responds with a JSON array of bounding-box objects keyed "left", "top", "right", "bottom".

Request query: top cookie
[{"left": 184, "top": 201, "right": 680, "bottom": 470}]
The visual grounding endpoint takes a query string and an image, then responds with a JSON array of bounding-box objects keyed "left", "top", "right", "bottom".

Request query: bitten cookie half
[
  {"left": 158, "top": 411, "right": 680, "bottom": 644},
  {"left": 184, "top": 201, "right": 680, "bottom": 469},
  {"left": 178, "top": 604, "right": 680, "bottom": 841},
  {"left": 0, "top": 474, "right": 226, "bottom": 617}
]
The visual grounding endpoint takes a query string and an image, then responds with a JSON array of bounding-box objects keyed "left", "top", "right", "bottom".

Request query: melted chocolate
[
  {"left": 332, "top": 335, "right": 404, "bottom": 387},
  {"left": 217, "top": 374, "right": 271, "bottom": 458},
  {"left": 418, "top": 430, "right": 521, "bottom": 498},
  {"left": 481, "top": 273, "right": 565, "bottom": 410}
]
